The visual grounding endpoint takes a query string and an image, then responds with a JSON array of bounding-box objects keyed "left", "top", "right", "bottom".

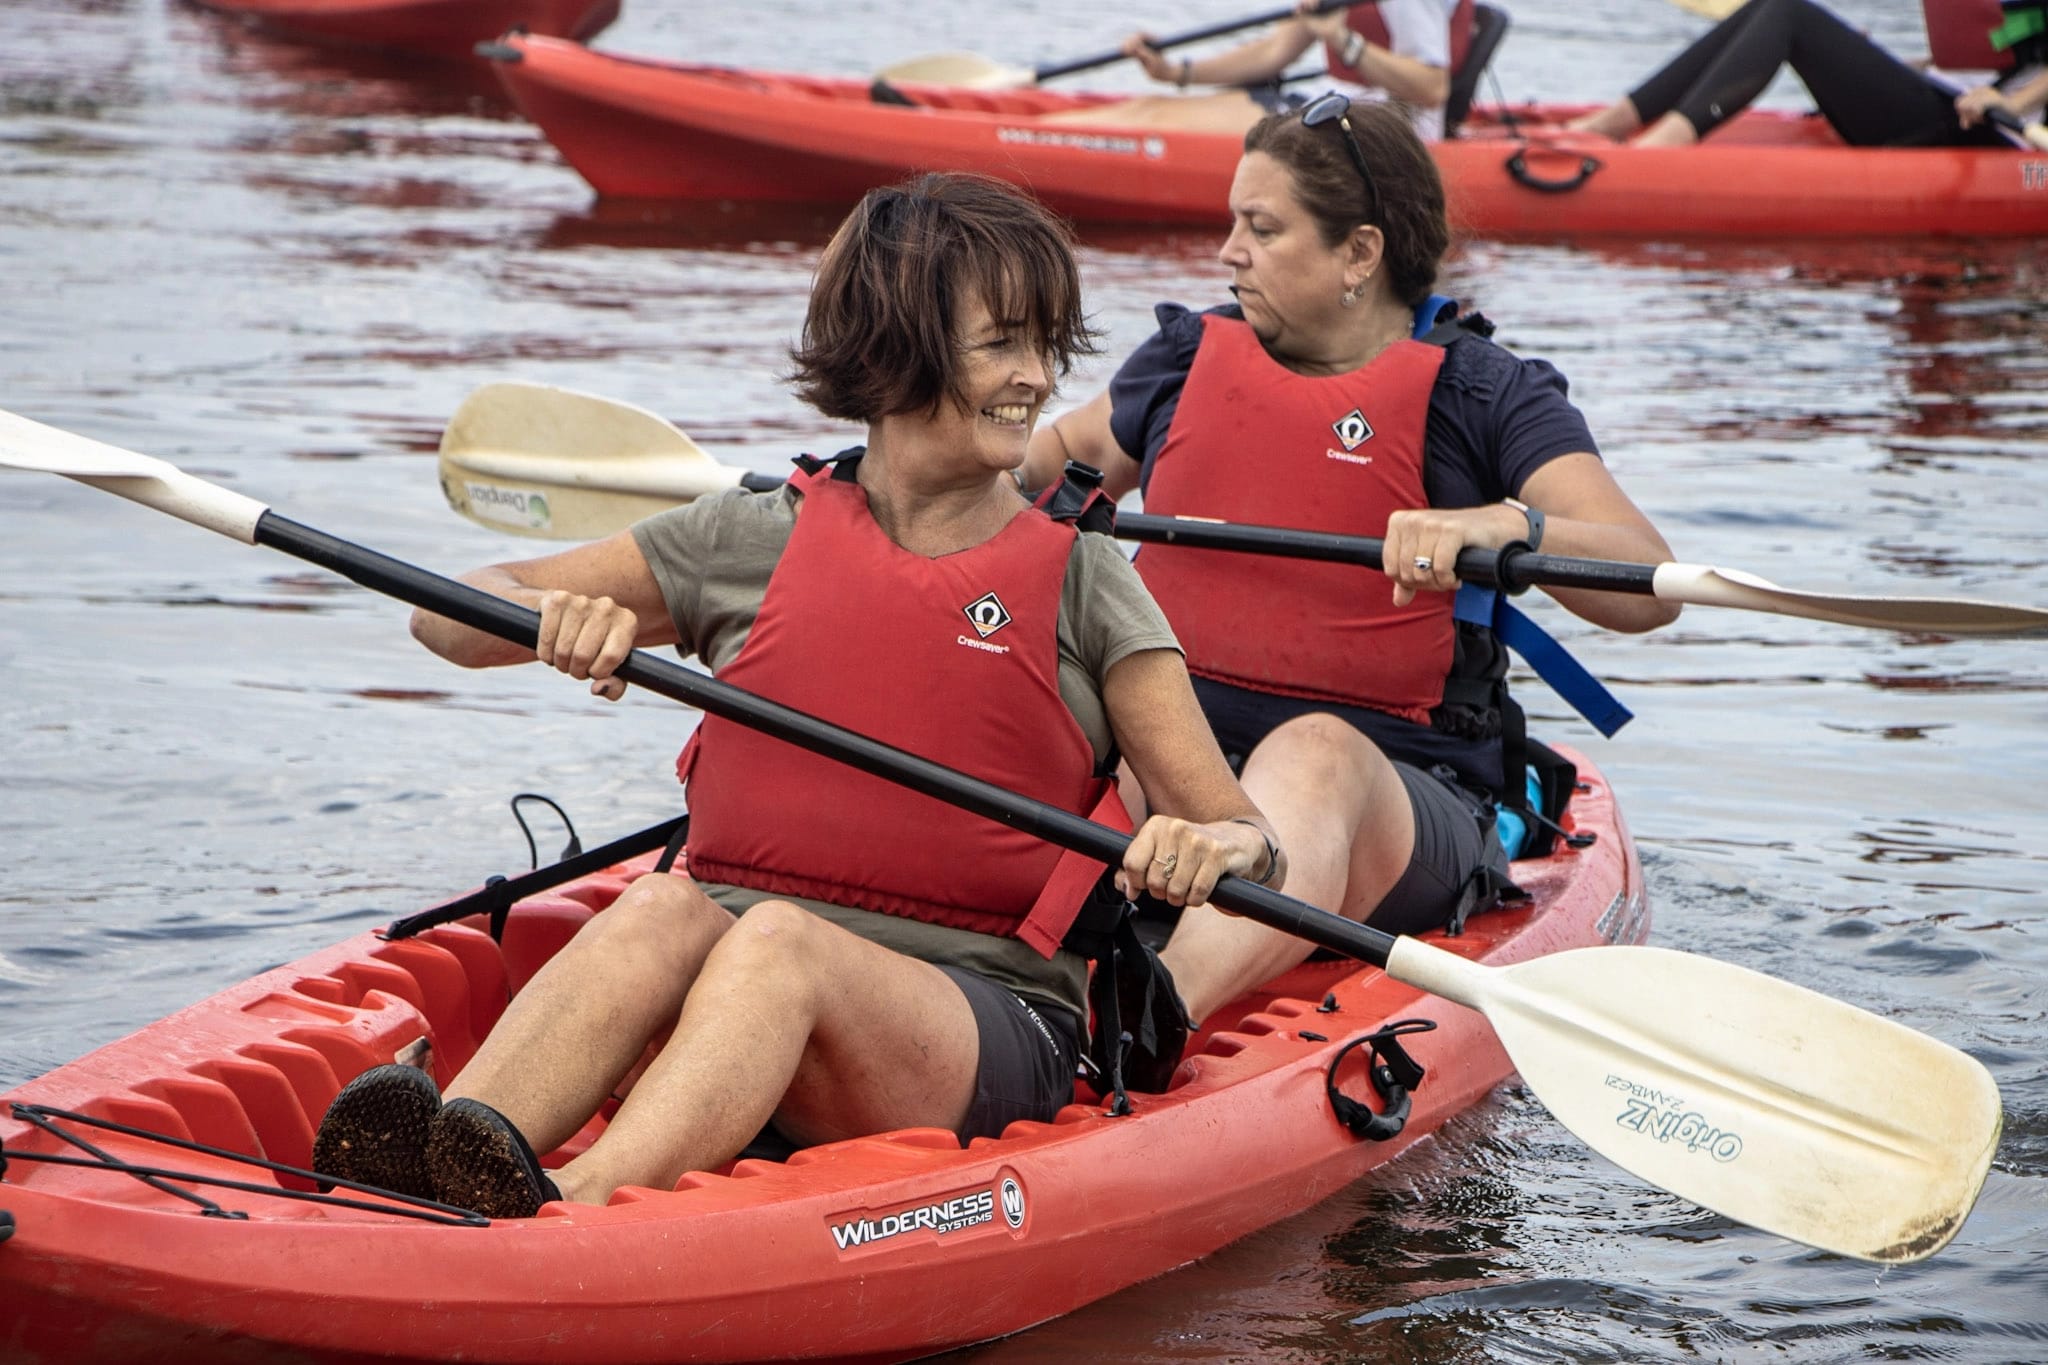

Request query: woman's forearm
[
  {"left": 409, "top": 566, "right": 551, "bottom": 668},
  {"left": 409, "top": 531, "right": 675, "bottom": 669},
  {"left": 2011, "top": 67, "right": 2048, "bottom": 117},
  {"left": 1179, "top": 24, "right": 1313, "bottom": 87},
  {"left": 1535, "top": 515, "right": 1682, "bottom": 633},
  {"left": 1347, "top": 43, "right": 1450, "bottom": 107}
]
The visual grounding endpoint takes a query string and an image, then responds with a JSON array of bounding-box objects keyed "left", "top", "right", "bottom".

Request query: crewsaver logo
[
  {"left": 962, "top": 591, "right": 1012, "bottom": 639},
  {"left": 1332, "top": 408, "right": 1374, "bottom": 451}
]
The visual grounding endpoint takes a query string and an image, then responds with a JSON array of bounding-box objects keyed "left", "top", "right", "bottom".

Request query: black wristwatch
[{"left": 1504, "top": 497, "right": 1544, "bottom": 551}]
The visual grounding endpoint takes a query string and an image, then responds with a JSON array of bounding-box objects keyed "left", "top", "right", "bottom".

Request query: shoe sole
[
  {"left": 428, "top": 1098, "right": 558, "bottom": 1220},
  {"left": 311, "top": 1064, "right": 441, "bottom": 1200}
]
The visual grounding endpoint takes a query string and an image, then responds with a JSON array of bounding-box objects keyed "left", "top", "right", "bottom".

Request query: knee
[
  {"left": 702, "top": 899, "right": 825, "bottom": 981},
  {"left": 1251, "top": 713, "right": 1387, "bottom": 785},
  {"left": 581, "top": 873, "right": 728, "bottom": 964}
]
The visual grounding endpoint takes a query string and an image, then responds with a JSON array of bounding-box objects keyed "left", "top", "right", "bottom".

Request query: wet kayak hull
[
  {"left": 482, "top": 34, "right": 2047, "bottom": 239},
  {"left": 0, "top": 753, "right": 1642, "bottom": 1363}
]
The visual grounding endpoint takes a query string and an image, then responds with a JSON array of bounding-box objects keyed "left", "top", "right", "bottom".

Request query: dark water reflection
[{"left": 2, "top": 1, "right": 2045, "bottom": 1361}]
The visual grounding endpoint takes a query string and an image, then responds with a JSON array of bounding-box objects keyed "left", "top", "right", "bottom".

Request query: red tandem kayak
[
  {"left": 0, "top": 753, "right": 1642, "bottom": 1363},
  {"left": 482, "top": 32, "right": 2048, "bottom": 239},
  {"left": 190, "top": 0, "right": 618, "bottom": 58}
]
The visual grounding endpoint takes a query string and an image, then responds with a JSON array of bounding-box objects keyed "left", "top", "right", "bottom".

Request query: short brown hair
[
  {"left": 1243, "top": 104, "right": 1448, "bottom": 308},
  {"left": 789, "top": 173, "right": 1098, "bottom": 422}
]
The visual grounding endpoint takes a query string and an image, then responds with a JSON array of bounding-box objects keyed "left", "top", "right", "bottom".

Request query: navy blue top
[
  {"left": 1102, "top": 301, "right": 1608, "bottom": 799},
  {"left": 1105, "top": 303, "right": 1600, "bottom": 501}
]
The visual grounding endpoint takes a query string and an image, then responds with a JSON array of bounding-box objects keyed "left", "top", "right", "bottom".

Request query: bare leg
[
  {"left": 549, "top": 900, "right": 983, "bottom": 1203},
  {"left": 1566, "top": 95, "right": 1644, "bottom": 140},
  {"left": 1633, "top": 111, "right": 1703, "bottom": 146},
  {"left": 1037, "top": 90, "right": 1266, "bottom": 132},
  {"left": 1159, "top": 713, "right": 1414, "bottom": 1025},
  {"left": 1590, "top": 0, "right": 1948, "bottom": 147},
  {"left": 443, "top": 872, "right": 733, "bottom": 1155}
]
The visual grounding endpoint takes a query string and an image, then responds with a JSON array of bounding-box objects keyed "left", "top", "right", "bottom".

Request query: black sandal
[
  {"left": 310, "top": 1064, "right": 442, "bottom": 1200},
  {"left": 427, "top": 1098, "right": 562, "bottom": 1220}
]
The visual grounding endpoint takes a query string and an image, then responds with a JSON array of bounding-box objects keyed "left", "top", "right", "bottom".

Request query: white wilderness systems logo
[
  {"left": 1606, "top": 1075, "right": 1745, "bottom": 1163},
  {"left": 996, "top": 126, "right": 1152, "bottom": 157},
  {"left": 828, "top": 1175, "right": 1026, "bottom": 1252}
]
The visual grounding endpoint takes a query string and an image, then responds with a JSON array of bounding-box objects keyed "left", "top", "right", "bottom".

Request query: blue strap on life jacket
[
  {"left": 1416, "top": 293, "right": 1634, "bottom": 741},
  {"left": 1413, "top": 294, "right": 1459, "bottom": 339},
  {"left": 1453, "top": 586, "right": 1633, "bottom": 738}
]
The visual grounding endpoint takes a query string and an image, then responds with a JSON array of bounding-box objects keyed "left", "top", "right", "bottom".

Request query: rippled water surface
[{"left": 2, "top": 1, "right": 2044, "bottom": 1360}]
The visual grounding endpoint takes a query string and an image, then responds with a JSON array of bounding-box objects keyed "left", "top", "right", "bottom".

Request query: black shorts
[
  {"left": 1187, "top": 675, "right": 1513, "bottom": 936},
  {"left": 1376, "top": 760, "right": 1513, "bottom": 936},
  {"left": 1191, "top": 673, "right": 1499, "bottom": 796},
  {"left": 934, "top": 965, "right": 1081, "bottom": 1141}
]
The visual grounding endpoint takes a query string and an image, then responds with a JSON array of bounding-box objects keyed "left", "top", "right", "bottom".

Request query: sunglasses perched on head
[{"left": 1300, "top": 93, "right": 1382, "bottom": 225}]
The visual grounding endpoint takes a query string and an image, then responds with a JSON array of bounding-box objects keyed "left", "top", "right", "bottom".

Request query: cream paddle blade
[
  {"left": 0, "top": 404, "right": 2008, "bottom": 1265},
  {"left": 871, "top": 52, "right": 1034, "bottom": 90},
  {"left": 0, "top": 408, "right": 267, "bottom": 540},
  {"left": 439, "top": 381, "right": 765, "bottom": 541},
  {"left": 1389, "top": 937, "right": 2001, "bottom": 1263},
  {"left": 1665, "top": 0, "right": 1748, "bottom": 18},
  {"left": 436, "top": 383, "right": 2048, "bottom": 635},
  {"left": 1650, "top": 563, "right": 2048, "bottom": 634}
]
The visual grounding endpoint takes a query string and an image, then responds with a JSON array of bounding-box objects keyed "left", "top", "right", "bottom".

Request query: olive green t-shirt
[{"left": 630, "top": 482, "right": 1180, "bottom": 1024}]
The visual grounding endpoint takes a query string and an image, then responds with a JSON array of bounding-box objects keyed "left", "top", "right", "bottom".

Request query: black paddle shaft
[
  {"left": 252, "top": 512, "right": 1401, "bottom": 966},
  {"left": 1112, "top": 512, "right": 1661, "bottom": 597},
  {"left": 1036, "top": 0, "right": 1377, "bottom": 81},
  {"left": 697, "top": 468, "right": 1667, "bottom": 601}
]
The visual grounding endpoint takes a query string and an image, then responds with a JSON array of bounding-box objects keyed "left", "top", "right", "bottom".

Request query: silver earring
[{"left": 1340, "top": 285, "right": 1360, "bottom": 307}]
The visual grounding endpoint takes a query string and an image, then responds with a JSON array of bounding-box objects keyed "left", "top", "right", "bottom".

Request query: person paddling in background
[
  {"left": 311, "top": 172, "right": 1282, "bottom": 1218},
  {"left": 1041, "top": 0, "right": 1458, "bottom": 140},
  {"left": 1567, "top": 0, "right": 2048, "bottom": 150},
  {"left": 1024, "top": 100, "right": 1677, "bottom": 1031}
]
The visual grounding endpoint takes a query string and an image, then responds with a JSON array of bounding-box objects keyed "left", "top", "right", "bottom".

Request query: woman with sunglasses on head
[
  {"left": 309, "top": 172, "right": 1281, "bottom": 1218},
  {"left": 1023, "top": 100, "right": 1678, "bottom": 1033},
  {"left": 1041, "top": 0, "right": 1459, "bottom": 140},
  {"left": 1568, "top": 0, "right": 2048, "bottom": 150}
]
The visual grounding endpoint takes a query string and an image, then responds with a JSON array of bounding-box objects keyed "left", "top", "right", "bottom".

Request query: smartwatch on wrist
[{"left": 1504, "top": 497, "right": 1544, "bottom": 551}]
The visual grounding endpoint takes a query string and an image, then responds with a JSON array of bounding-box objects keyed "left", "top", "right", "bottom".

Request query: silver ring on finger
[
  {"left": 1413, "top": 555, "right": 1434, "bottom": 572},
  {"left": 1157, "top": 853, "right": 1178, "bottom": 876}
]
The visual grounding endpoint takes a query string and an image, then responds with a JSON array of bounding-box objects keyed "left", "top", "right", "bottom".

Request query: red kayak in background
[
  {"left": 0, "top": 756, "right": 1641, "bottom": 1363},
  {"left": 482, "top": 32, "right": 2047, "bottom": 239},
  {"left": 189, "top": 0, "right": 619, "bottom": 59}
]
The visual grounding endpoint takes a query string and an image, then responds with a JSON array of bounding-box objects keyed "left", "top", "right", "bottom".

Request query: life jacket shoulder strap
[
  {"left": 1411, "top": 293, "right": 1497, "bottom": 347},
  {"left": 792, "top": 449, "right": 1116, "bottom": 535},
  {"left": 1033, "top": 460, "right": 1118, "bottom": 534},
  {"left": 790, "top": 446, "right": 869, "bottom": 482}
]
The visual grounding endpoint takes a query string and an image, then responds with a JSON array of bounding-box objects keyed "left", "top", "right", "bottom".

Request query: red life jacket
[
  {"left": 1325, "top": 0, "right": 1476, "bottom": 81},
  {"left": 677, "top": 459, "right": 1121, "bottom": 958},
  {"left": 1135, "top": 314, "right": 1455, "bottom": 725},
  {"left": 1924, "top": 0, "right": 2015, "bottom": 71}
]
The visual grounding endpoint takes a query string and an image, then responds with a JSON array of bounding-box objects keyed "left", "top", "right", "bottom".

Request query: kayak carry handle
[{"left": 1506, "top": 149, "right": 1602, "bottom": 194}]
